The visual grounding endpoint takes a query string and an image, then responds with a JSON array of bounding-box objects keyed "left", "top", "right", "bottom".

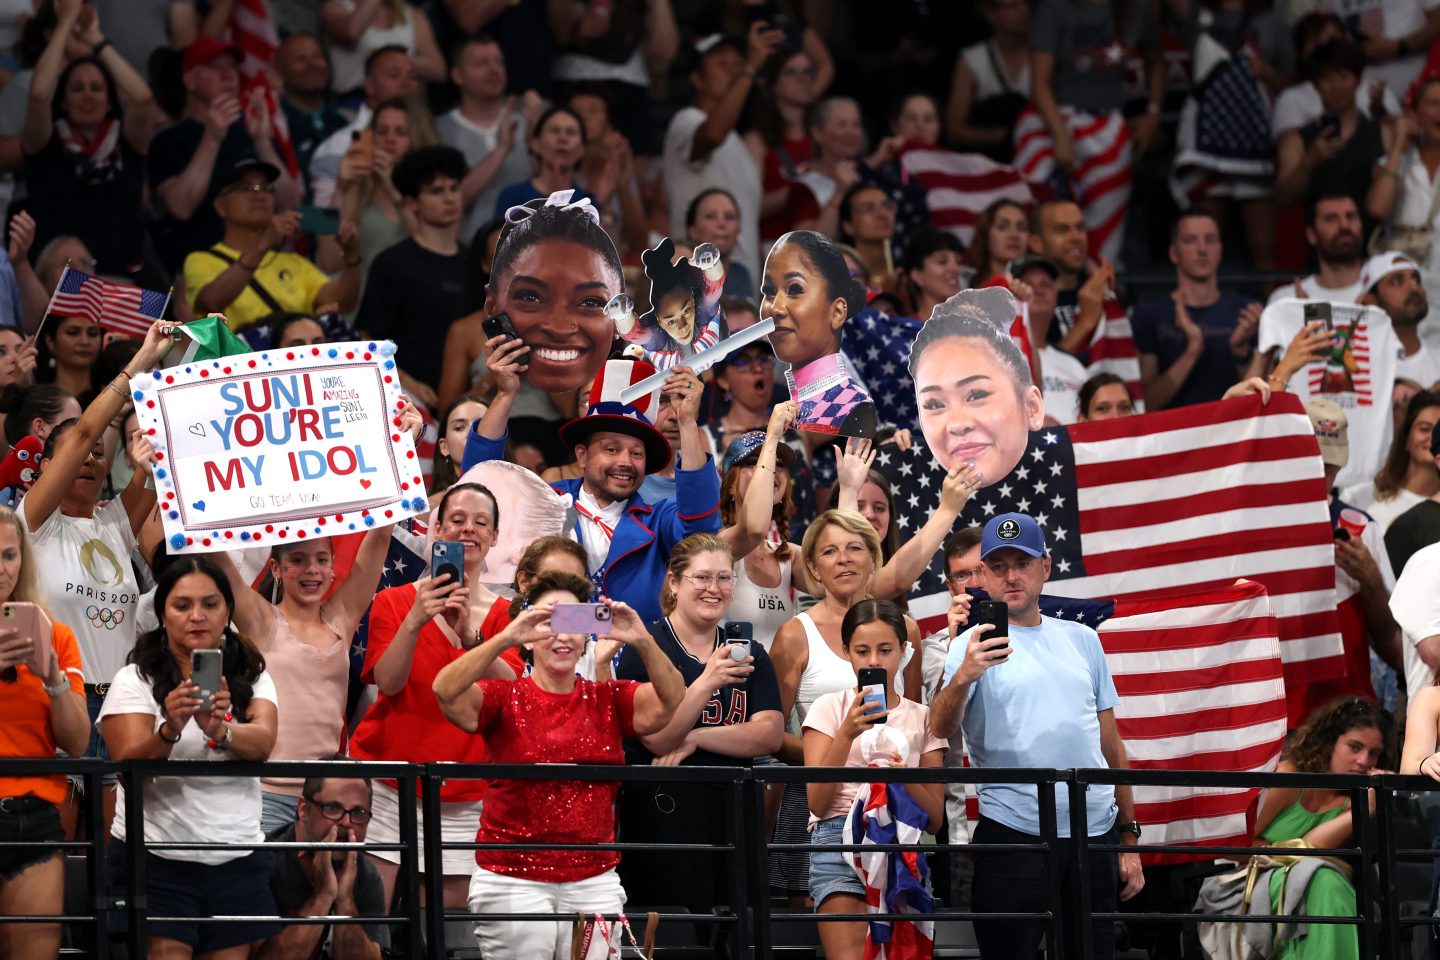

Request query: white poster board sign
[{"left": 132, "top": 341, "right": 427, "bottom": 553}]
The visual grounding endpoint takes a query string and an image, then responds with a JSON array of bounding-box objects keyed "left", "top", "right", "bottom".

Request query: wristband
[
  {"left": 343, "top": 255, "right": 362, "bottom": 268},
  {"left": 42, "top": 674, "right": 70, "bottom": 696},
  {"left": 158, "top": 721, "right": 181, "bottom": 744},
  {"left": 92, "top": 39, "right": 111, "bottom": 57}
]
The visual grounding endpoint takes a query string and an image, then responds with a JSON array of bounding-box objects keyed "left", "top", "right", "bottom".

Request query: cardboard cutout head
[
  {"left": 428, "top": 460, "right": 570, "bottom": 586},
  {"left": 908, "top": 287, "right": 1045, "bottom": 485},
  {"left": 485, "top": 190, "right": 625, "bottom": 394},
  {"left": 760, "top": 230, "right": 876, "bottom": 438}
]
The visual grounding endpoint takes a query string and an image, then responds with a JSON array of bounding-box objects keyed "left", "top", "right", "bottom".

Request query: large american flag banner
[
  {"left": 955, "top": 584, "right": 1287, "bottom": 862},
  {"left": 847, "top": 781, "right": 935, "bottom": 960},
  {"left": 883, "top": 392, "right": 1341, "bottom": 725},
  {"left": 48, "top": 267, "right": 169, "bottom": 338},
  {"left": 897, "top": 144, "right": 1033, "bottom": 249},
  {"left": 227, "top": 0, "right": 299, "bottom": 176}
]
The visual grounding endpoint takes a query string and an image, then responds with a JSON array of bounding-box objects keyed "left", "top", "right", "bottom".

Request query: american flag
[
  {"left": 1012, "top": 106, "right": 1132, "bottom": 263},
  {"left": 847, "top": 781, "right": 935, "bottom": 959},
  {"left": 347, "top": 522, "right": 426, "bottom": 706},
  {"left": 897, "top": 144, "right": 1033, "bottom": 249},
  {"left": 882, "top": 392, "right": 1342, "bottom": 726},
  {"left": 227, "top": 0, "right": 299, "bottom": 177},
  {"left": 955, "top": 585, "right": 1285, "bottom": 862},
  {"left": 48, "top": 268, "right": 169, "bottom": 338}
]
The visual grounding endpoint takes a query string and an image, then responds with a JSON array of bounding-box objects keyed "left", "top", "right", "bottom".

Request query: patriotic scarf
[{"left": 846, "top": 779, "right": 936, "bottom": 960}]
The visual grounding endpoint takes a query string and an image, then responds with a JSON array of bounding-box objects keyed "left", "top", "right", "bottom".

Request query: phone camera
[{"left": 595, "top": 604, "right": 611, "bottom": 621}]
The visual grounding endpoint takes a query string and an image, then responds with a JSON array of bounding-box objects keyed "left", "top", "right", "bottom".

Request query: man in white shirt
[
  {"left": 1015, "top": 254, "right": 1088, "bottom": 423},
  {"left": 307, "top": 46, "right": 419, "bottom": 207},
  {"left": 1390, "top": 539, "right": 1440, "bottom": 697},
  {"left": 1265, "top": 193, "right": 1365, "bottom": 306},
  {"left": 1358, "top": 252, "right": 1440, "bottom": 387},
  {"left": 436, "top": 35, "right": 535, "bottom": 242},
  {"left": 663, "top": 28, "right": 779, "bottom": 282}
]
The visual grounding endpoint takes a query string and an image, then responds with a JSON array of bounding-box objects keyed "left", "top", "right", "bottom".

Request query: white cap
[{"left": 1358, "top": 252, "right": 1421, "bottom": 297}]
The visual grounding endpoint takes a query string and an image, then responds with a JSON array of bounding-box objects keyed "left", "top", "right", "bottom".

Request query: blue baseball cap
[
  {"left": 721, "top": 430, "right": 794, "bottom": 476},
  {"left": 981, "top": 512, "right": 1047, "bottom": 559}
]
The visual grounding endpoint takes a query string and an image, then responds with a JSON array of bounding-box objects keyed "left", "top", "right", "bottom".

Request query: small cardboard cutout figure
[{"left": 608, "top": 238, "right": 727, "bottom": 370}]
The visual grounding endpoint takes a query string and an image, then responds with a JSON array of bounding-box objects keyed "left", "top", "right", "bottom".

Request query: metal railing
[{"left": 3, "top": 758, "right": 1438, "bottom": 959}]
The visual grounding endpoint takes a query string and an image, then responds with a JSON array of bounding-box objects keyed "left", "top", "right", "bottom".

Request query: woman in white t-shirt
[
  {"left": 320, "top": 0, "right": 445, "bottom": 95},
  {"left": 19, "top": 319, "right": 168, "bottom": 835},
  {"left": 802, "top": 598, "right": 946, "bottom": 960},
  {"left": 99, "top": 556, "right": 281, "bottom": 958},
  {"left": 1341, "top": 388, "right": 1440, "bottom": 530}
]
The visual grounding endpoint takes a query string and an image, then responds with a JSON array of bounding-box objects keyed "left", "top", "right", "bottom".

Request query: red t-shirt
[
  {"left": 473, "top": 676, "right": 639, "bottom": 882},
  {"left": 350, "top": 583, "right": 488, "bottom": 801},
  {"left": 477, "top": 595, "right": 525, "bottom": 676},
  {"left": 759, "top": 136, "right": 814, "bottom": 242}
]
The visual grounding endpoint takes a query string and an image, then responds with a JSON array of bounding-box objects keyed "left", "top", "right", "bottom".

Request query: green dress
[{"left": 1258, "top": 799, "right": 1357, "bottom": 960}]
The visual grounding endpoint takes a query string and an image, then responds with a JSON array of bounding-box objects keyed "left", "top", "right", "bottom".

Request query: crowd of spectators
[{"left": 6, "top": 1, "right": 1440, "bottom": 958}]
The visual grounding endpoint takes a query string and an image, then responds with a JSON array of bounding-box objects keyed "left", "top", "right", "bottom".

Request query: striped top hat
[{"left": 558, "top": 358, "right": 673, "bottom": 475}]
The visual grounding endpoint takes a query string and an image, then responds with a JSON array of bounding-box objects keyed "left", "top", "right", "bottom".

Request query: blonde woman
[{"left": 0, "top": 506, "right": 87, "bottom": 960}]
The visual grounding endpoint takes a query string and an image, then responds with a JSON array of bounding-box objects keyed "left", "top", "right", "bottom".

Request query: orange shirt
[{"left": 0, "top": 622, "right": 84, "bottom": 805}]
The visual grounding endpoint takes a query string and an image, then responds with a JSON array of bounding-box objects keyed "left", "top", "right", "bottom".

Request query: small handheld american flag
[{"left": 47, "top": 267, "right": 170, "bottom": 339}]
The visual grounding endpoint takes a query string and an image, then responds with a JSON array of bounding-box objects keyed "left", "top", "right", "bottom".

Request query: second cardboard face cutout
[
  {"left": 908, "top": 286, "right": 1045, "bottom": 487},
  {"left": 760, "top": 231, "right": 877, "bottom": 438},
  {"left": 485, "top": 192, "right": 624, "bottom": 395}
]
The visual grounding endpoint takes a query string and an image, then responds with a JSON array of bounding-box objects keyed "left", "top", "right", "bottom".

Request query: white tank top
[
  {"left": 726, "top": 543, "right": 795, "bottom": 653},
  {"left": 961, "top": 40, "right": 1032, "bottom": 101},
  {"left": 792, "top": 610, "right": 914, "bottom": 725}
]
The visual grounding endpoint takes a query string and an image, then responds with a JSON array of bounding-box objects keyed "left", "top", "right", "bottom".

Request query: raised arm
[
  {"left": 662, "top": 366, "right": 722, "bottom": 540},
  {"left": 607, "top": 602, "right": 684, "bottom": 736},
  {"left": 21, "top": 0, "right": 81, "bottom": 156},
  {"left": 719, "top": 401, "right": 796, "bottom": 558},
  {"left": 210, "top": 547, "right": 275, "bottom": 643},
  {"left": 25, "top": 321, "right": 172, "bottom": 533},
  {"left": 71, "top": 9, "right": 156, "bottom": 154},
  {"left": 328, "top": 523, "right": 397, "bottom": 626},
  {"left": 431, "top": 602, "right": 539, "bottom": 733},
  {"left": 118, "top": 428, "right": 158, "bottom": 535},
  {"left": 372, "top": 575, "right": 467, "bottom": 697},
  {"left": 872, "top": 462, "right": 977, "bottom": 600},
  {"left": 692, "top": 22, "right": 778, "bottom": 161},
  {"left": 462, "top": 335, "right": 527, "bottom": 470}
]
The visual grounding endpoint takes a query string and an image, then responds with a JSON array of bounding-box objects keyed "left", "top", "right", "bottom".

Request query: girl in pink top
[{"left": 802, "top": 599, "right": 946, "bottom": 960}]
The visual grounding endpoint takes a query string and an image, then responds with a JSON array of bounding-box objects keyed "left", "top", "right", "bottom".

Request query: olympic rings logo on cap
[{"left": 997, "top": 519, "right": 1021, "bottom": 540}]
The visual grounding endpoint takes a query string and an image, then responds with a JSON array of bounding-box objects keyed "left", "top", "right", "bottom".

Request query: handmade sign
[{"left": 132, "top": 340, "right": 427, "bottom": 553}]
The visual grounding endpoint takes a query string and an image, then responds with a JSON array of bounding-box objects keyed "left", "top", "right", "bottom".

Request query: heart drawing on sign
[
  {"left": 192, "top": 500, "right": 206, "bottom": 512},
  {"left": 360, "top": 479, "right": 372, "bottom": 490},
  {"left": 188, "top": 423, "right": 206, "bottom": 438}
]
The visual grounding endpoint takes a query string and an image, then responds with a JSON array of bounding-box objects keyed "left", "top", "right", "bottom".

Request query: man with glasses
[
  {"left": 260, "top": 766, "right": 389, "bottom": 960},
  {"left": 184, "top": 158, "right": 361, "bottom": 331}
]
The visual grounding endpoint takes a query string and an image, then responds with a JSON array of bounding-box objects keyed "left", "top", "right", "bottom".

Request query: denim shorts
[
  {"left": 0, "top": 795, "right": 64, "bottom": 880},
  {"left": 107, "top": 838, "right": 280, "bottom": 952},
  {"left": 808, "top": 815, "right": 865, "bottom": 906},
  {"left": 66, "top": 686, "right": 117, "bottom": 793}
]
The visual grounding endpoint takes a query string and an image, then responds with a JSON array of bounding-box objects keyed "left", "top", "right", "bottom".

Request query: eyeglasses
[
  {"left": 222, "top": 181, "right": 276, "bottom": 196},
  {"left": 782, "top": 65, "right": 819, "bottom": 79},
  {"left": 311, "top": 800, "right": 373, "bottom": 824},
  {"left": 726, "top": 354, "right": 774, "bottom": 372},
  {"left": 945, "top": 566, "right": 984, "bottom": 585},
  {"left": 853, "top": 200, "right": 896, "bottom": 216},
  {"left": 683, "top": 572, "right": 736, "bottom": 589}
]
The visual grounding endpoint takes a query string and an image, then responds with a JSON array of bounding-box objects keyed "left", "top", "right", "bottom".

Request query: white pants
[
  {"left": 366, "top": 780, "right": 483, "bottom": 876},
  {"left": 468, "top": 865, "right": 626, "bottom": 959}
]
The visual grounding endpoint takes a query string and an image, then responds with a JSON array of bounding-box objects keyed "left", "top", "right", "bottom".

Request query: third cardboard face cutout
[
  {"left": 909, "top": 286, "right": 1045, "bottom": 486},
  {"left": 610, "top": 237, "right": 729, "bottom": 369},
  {"left": 485, "top": 191, "right": 623, "bottom": 395},
  {"left": 760, "top": 231, "right": 877, "bottom": 438}
]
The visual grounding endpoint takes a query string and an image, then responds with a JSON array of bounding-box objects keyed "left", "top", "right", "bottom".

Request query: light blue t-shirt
[{"left": 941, "top": 614, "right": 1120, "bottom": 838}]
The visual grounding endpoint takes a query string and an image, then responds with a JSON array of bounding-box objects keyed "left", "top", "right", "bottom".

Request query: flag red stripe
[
  {"left": 1131, "top": 738, "right": 1284, "bottom": 772},
  {"left": 1076, "top": 435, "right": 1321, "bottom": 487},
  {"left": 1079, "top": 479, "right": 1331, "bottom": 534},
  {"left": 1135, "top": 791, "right": 1257, "bottom": 824},
  {"left": 1116, "top": 699, "right": 1286, "bottom": 739},
  {"left": 1111, "top": 659, "right": 1284, "bottom": 696},
  {"left": 1080, "top": 527, "right": 1334, "bottom": 576},
  {"left": 1102, "top": 616, "right": 1286, "bottom": 653}
]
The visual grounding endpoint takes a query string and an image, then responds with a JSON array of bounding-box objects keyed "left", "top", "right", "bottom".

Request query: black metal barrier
[{"left": 3, "top": 758, "right": 1438, "bottom": 959}]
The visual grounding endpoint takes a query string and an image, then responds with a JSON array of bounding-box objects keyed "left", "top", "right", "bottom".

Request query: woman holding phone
[
  {"left": 0, "top": 506, "right": 87, "bottom": 960},
  {"left": 349, "top": 481, "right": 511, "bottom": 909},
  {"left": 432, "top": 571, "right": 684, "bottom": 958},
  {"left": 803, "top": 599, "right": 946, "bottom": 959},
  {"left": 99, "top": 557, "right": 281, "bottom": 959},
  {"left": 614, "top": 534, "right": 785, "bottom": 916}
]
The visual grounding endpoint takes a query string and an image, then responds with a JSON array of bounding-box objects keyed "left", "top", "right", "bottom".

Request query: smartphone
[
  {"left": 482, "top": 311, "right": 518, "bottom": 343},
  {"left": 190, "top": 648, "right": 223, "bottom": 711},
  {"left": 3, "top": 602, "right": 52, "bottom": 678},
  {"left": 295, "top": 204, "right": 340, "bottom": 235},
  {"left": 975, "top": 599, "right": 1011, "bottom": 661},
  {"left": 551, "top": 602, "right": 613, "bottom": 635},
  {"left": 724, "top": 621, "right": 753, "bottom": 661},
  {"left": 431, "top": 540, "right": 465, "bottom": 587},
  {"left": 1303, "top": 301, "right": 1333, "bottom": 332},
  {"left": 1320, "top": 113, "right": 1341, "bottom": 138},
  {"left": 857, "top": 666, "right": 887, "bottom": 724}
]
